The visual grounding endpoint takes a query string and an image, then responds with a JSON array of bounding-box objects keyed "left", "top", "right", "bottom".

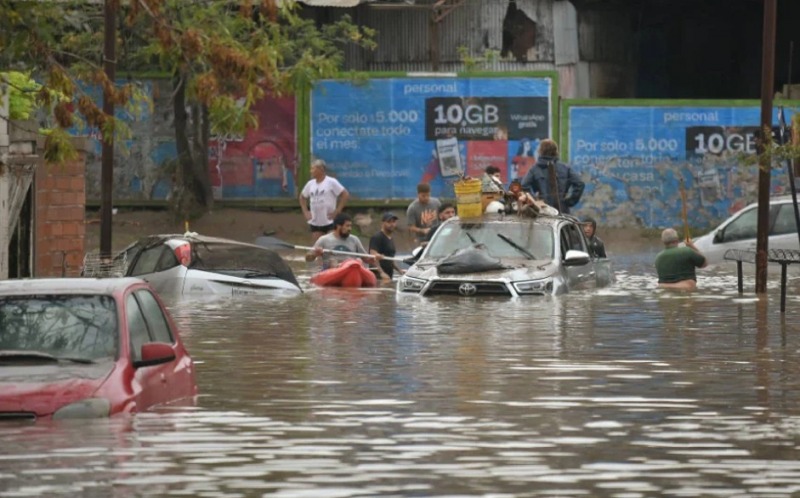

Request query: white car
[
  {"left": 398, "top": 214, "right": 614, "bottom": 297},
  {"left": 692, "top": 195, "right": 800, "bottom": 265},
  {"left": 112, "top": 234, "right": 302, "bottom": 296}
]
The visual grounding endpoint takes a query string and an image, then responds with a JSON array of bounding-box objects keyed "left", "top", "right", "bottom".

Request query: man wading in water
[{"left": 654, "top": 228, "right": 708, "bottom": 291}]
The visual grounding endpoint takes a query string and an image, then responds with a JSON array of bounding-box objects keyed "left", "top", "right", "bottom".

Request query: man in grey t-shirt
[
  {"left": 305, "top": 213, "right": 376, "bottom": 270},
  {"left": 406, "top": 182, "right": 441, "bottom": 244}
]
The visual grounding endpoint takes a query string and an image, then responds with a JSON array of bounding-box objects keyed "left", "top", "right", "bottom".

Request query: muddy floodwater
[{"left": 3, "top": 241, "right": 800, "bottom": 498}]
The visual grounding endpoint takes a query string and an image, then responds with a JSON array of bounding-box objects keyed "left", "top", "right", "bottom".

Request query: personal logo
[{"left": 458, "top": 282, "right": 477, "bottom": 296}]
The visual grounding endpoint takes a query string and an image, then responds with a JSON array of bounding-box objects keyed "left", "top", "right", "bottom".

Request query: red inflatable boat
[{"left": 310, "top": 258, "right": 378, "bottom": 288}]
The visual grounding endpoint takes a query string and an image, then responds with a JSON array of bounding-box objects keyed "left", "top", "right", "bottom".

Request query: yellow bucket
[{"left": 454, "top": 178, "right": 483, "bottom": 218}]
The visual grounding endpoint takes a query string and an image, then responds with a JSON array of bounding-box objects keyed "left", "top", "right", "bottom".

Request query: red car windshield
[{"left": 0, "top": 295, "right": 119, "bottom": 361}]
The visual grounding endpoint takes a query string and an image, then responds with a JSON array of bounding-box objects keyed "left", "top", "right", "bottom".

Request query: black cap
[{"left": 382, "top": 212, "right": 399, "bottom": 222}]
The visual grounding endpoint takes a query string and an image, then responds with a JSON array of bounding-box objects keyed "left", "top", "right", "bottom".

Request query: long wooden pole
[
  {"left": 100, "top": 0, "right": 117, "bottom": 258},
  {"left": 755, "top": 0, "right": 777, "bottom": 295},
  {"left": 679, "top": 178, "right": 690, "bottom": 243}
]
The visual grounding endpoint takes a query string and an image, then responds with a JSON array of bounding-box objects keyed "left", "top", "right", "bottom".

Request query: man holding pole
[
  {"left": 520, "top": 139, "right": 584, "bottom": 214},
  {"left": 306, "top": 213, "right": 377, "bottom": 270},
  {"left": 654, "top": 228, "right": 708, "bottom": 291}
]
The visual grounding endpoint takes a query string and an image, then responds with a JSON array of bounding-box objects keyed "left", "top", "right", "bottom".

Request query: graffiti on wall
[
  {"left": 82, "top": 80, "right": 297, "bottom": 201},
  {"left": 310, "top": 76, "right": 555, "bottom": 199},
  {"left": 209, "top": 96, "right": 297, "bottom": 199},
  {"left": 564, "top": 104, "right": 798, "bottom": 229}
]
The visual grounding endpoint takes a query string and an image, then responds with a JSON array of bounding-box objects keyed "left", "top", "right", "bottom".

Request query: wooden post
[
  {"left": 100, "top": 0, "right": 117, "bottom": 258},
  {"left": 755, "top": 0, "right": 777, "bottom": 294},
  {"left": 0, "top": 87, "right": 9, "bottom": 279},
  {"left": 430, "top": 10, "right": 440, "bottom": 71}
]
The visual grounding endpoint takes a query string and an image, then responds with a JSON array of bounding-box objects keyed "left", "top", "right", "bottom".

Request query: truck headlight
[
  {"left": 513, "top": 279, "right": 553, "bottom": 295},
  {"left": 53, "top": 398, "right": 111, "bottom": 419},
  {"left": 399, "top": 276, "right": 426, "bottom": 293}
]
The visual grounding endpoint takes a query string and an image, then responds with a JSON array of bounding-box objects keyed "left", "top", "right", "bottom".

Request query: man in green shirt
[{"left": 654, "top": 228, "right": 708, "bottom": 291}]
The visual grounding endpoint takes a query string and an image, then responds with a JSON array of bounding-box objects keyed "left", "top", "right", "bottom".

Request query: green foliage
[
  {"left": 0, "top": 71, "right": 40, "bottom": 119},
  {"left": 41, "top": 128, "right": 78, "bottom": 164},
  {"left": 737, "top": 114, "right": 800, "bottom": 171},
  {"left": 4, "top": 0, "right": 375, "bottom": 214},
  {"left": 457, "top": 46, "right": 500, "bottom": 72}
]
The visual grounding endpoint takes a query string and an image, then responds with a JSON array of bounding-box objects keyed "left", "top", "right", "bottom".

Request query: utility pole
[
  {"left": 100, "top": 0, "right": 117, "bottom": 258},
  {"left": 755, "top": 0, "right": 777, "bottom": 294},
  {"left": 0, "top": 87, "right": 9, "bottom": 279}
]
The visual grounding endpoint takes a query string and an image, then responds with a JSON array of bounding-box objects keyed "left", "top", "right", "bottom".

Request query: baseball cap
[{"left": 382, "top": 212, "right": 399, "bottom": 222}]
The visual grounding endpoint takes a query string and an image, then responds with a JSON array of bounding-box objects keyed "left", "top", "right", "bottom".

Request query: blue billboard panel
[
  {"left": 310, "top": 76, "right": 555, "bottom": 199},
  {"left": 566, "top": 104, "right": 798, "bottom": 228}
]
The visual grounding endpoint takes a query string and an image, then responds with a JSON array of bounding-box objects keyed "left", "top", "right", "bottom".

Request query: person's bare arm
[
  {"left": 334, "top": 189, "right": 350, "bottom": 216},
  {"left": 305, "top": 246, "right": 323, "bottom": 262},
  {"left": 369, "top": 249, "right": 390, "bottom": 279},
  {"left": 685, "top": 239, "right": 708, "bottom": 268},
  {"left": 299, "top": 193, "right": 311, "bottom": 221}
]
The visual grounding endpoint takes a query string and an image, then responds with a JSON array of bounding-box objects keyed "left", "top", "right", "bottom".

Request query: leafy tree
[
  {"left": 0, "top": 71, "right": 40, "bottom": 120},
  {"left": 1, "top": 0, "right": 375, "bottom": 219}
]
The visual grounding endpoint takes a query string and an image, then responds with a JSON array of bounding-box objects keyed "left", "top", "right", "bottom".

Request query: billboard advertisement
[
  {"left": 310, "top": 75, "right": 556, "bottom": 199},
  {"left": 564, "top": 102, "right": 798, "bottom": 228}
]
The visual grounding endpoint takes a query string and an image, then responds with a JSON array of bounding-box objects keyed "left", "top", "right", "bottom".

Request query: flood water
[{"left": 3, "top": 241, "right": 800, "bottom": 498}]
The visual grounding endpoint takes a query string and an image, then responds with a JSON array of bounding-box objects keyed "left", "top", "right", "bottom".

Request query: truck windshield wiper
[{"left": 497, "top": 233, "right": 536, "bottom": 259}]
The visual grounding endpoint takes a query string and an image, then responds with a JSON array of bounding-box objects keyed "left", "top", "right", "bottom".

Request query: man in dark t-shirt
[{"left": 369, "top": 212, "right": 405, "bottom": 280}]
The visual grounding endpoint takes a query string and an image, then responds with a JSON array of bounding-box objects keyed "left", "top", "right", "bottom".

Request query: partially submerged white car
[
  {"left": 113, "top": 234, "right": 302, "bottom": 296},
  {"left": 692, "top": 195, "right": 800, "bottom": 265},
  {"left": 397, "top": 214, "right": 614, "bottom": 297}
]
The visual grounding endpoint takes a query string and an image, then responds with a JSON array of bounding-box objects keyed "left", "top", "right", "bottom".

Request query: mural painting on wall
[
  {"left": 209, "top": 95, "right": 297, "bottom": 199},
  {"left": 565, "top": 104, "right": 798, "bottom": 229},
  {"left": 82, "top": 80, "right": 297, "bottom": 201},
  {"left": 309, "top": 76, "right": 554, "bottom": 199},
  {"left": 81, "top": 80, "right": 178, "bottom": 201}
]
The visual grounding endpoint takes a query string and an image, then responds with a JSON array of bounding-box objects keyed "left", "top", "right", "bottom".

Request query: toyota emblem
[{"left": 458, "top": 283, "right": 477, "bottom": 296}]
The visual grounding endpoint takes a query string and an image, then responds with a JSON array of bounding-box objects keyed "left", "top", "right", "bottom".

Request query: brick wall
[{"left": 34, "top": 155, "right": 86, "bottom": 277}]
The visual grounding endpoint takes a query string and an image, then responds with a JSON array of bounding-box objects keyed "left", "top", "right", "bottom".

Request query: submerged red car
[{"left": 0, "top": 278, "right": 197, "bottom": 421}]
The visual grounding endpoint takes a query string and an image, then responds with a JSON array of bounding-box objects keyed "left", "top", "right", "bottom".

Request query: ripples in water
[{"left": 2, "top": 257, "right": 800, "bottom": 497}]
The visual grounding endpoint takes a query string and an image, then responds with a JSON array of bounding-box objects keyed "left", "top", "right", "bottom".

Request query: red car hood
[{"left": 0, "top": 361, "right": 115, "bottom": 416}]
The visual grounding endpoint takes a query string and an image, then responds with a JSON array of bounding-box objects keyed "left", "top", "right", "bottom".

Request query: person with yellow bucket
[{"left": 520, "top": 139, "right": 584, "bottom": 214}]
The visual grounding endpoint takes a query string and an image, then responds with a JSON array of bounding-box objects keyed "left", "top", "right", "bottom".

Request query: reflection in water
[{"left": 2, "top": 255, "right": 800, "bottom": 497}]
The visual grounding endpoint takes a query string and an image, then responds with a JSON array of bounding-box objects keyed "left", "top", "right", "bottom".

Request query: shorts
[{"left": 309, "top": 223, "right": 334, "bottom": 234}]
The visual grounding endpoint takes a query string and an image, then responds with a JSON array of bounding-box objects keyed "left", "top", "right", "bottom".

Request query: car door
[
  {"left": 769, "top": 202, "right": 800, "bottom": 252},
  {"left": 710, "top": 205, "right": 760, "bottom": 260},
  {"left": 126, "top": 290, "right": 179, "bottom": 411},
  {"left": 134, "top": 289, "right": 194, "bottom": 401},
  {"left": 128, "top": 244, "right": 183, "bottom": 294},
  {"left": 559, "top": 222, "right": 596, "bottom": 290}
]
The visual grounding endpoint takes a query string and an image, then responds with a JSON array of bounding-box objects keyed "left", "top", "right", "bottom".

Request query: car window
[
  {"left": 0, "top": 295, "right": 118, "bottom": 360},
  {"left": 129, "top": 246, "right": 172, "bottom": 276},
  {"left": 560, "top": 223, "right": 586, "bottom": 258},
  {"left": 771, "top": 204, "right": 799, "bottom": 236},
  {"left": 721, "top": 207, "right": 758, "bottom": 242},
  {"left": 155, "top": 249, "right": 179, "bottom": 272},
  {"left": 135, "top": 290, "right": 174, "bottom": 344},
  {"left": 115, "top": 242, "right": 144, "bottom": 273},
  {"left": 126, "top": 294, "right": 152, "bottom": 362}
]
